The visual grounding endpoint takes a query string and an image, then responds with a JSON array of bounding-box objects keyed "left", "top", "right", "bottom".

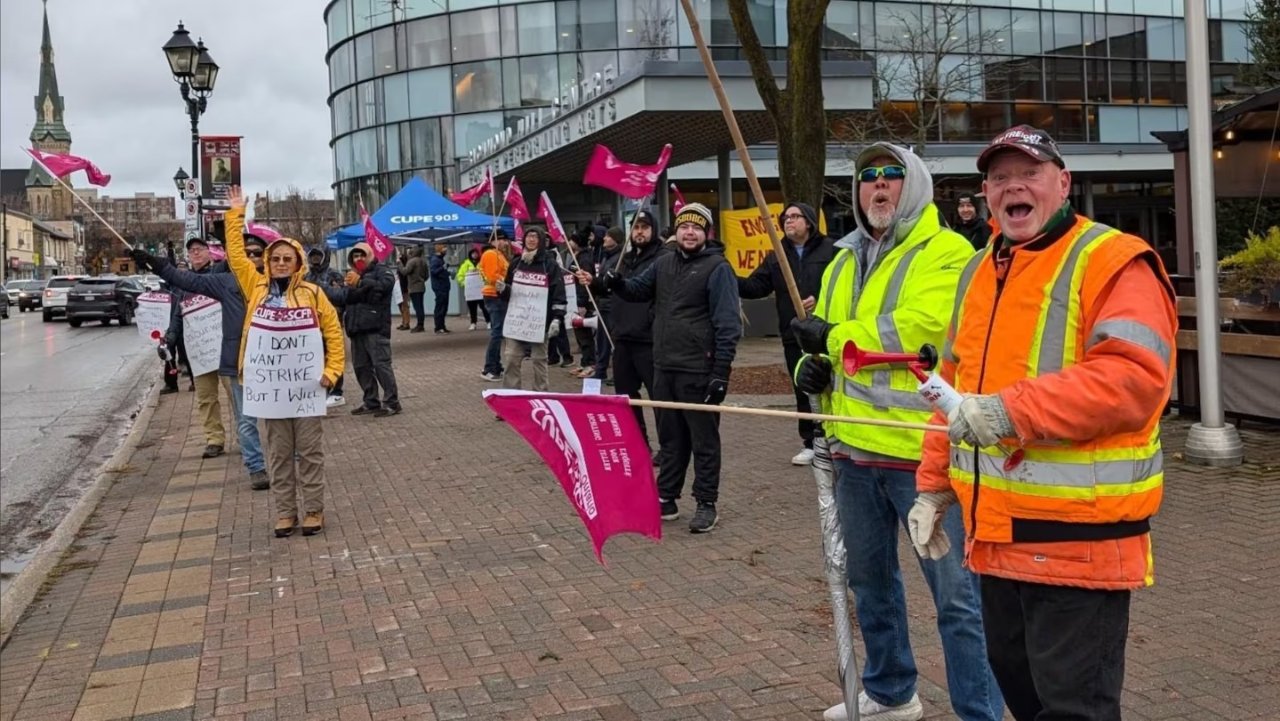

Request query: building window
[
  {"left": 453, "top": 60, "right": 503, "bottom": 113},
  {"left": 453, "top": 111, "right": 504, "bottom": 160},
  {"left": 330, "top": 42, "right": 354, "bottom": 91},
  {"left": 520, "top": 55, "right": 559, "bottom": 106},
  {"left": 451, "top": 8, "right": 502, "bottom": 62},
  {"left": 824, "top": 1, "right": 863, "bottom": 57},
  {"left": 355, "top": 33, "right": 374, "bottom": 81},
  {"left": 557, "top": 1, "right": 618, "bottom": 52},
  {"left": 1110, "top": 60, "right": 1147, "bottom": 103},
  {"left": 403, "top": 0, "right": 448, "bottom": 18},
  {"left": 979, "top": 8, "right": 1012, "bottom": 53},
  {"left": 327, "top": 0, "right": 351, "bottom": 47},
  {"left": 1045, "top": 57, "right": 1085, "bottom": 102},
  {"left": 519, "top": 3, "right": 558, "bottom": 55},
  {"left": 372, "top": 25, "right": 400, "bottom": 75},
  {"left": 1106, "top": 16, "right": 1145, "bottom": 59},
  {"left": 332, "top": 87, "right": 356, "bottom": 136},
  {"left": 408, "top": 67, "right": 453, "bottom": 117},
  {"left": 1010, "top": 12, "right": 1041, "bottom": 56},
  {"left": 501, "top": 6, "right": 518, "bottom": 56},
  {"left": 1148, "top": 61, "right": 1186, "bottom": 104},
  {"left": 351, "top": 129, "right": 378, "bottom": 177},
  {"left": 357, "top": 80, "right": 383, "bottom": 128},
  {"left": 334, "top": 135, "right": 354, "bottom": 180},
  {"left": 384, "top": 73, "right": 410, "bottom": 123},
  {"left": 1146, "top": 18, "right": 1184, "bottom": 61},
  {"left": 619, "top": 0, "right": 678, "bottom": 51},
  {"left": 405, "top": 16, "right": 450, "bottom": 68},
  {"left": 352, "top": 0, "right": 376, "bottom": 35}
]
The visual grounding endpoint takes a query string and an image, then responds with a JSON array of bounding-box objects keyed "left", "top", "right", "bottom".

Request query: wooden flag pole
[{"left": 675, "top": 0, "right": 806, "bottom": 320}]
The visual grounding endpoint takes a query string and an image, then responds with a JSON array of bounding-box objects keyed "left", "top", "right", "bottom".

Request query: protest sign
[
  {"left": 135, "top": 291, "right": 172, "bottom": 343},
  {"left": 242, "top": 307, "right": 326, "bottom": 419},
  {"left": 180, "top": 294, "right": 223, "bottom": 376},
  {"left": 464, "top": 270, "right": 484, "bottom": 302},
  {"left": 483, "top": 390, "right": 661, "bottom": 561},
  {"left": 720, "top": 204, "right": 828, "bottom": 278},
  {"left": 503, "top": 268, "right": 549, "bottom": 343}
]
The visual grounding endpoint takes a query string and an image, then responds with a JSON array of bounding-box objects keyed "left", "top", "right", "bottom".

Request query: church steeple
[{"left": 30, "top": 0, "right": 71, "bottom": 150}]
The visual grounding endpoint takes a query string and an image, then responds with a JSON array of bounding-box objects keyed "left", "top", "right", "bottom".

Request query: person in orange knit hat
[{"left": 909, "top": 126, "right": 1177, "bottom": 721}]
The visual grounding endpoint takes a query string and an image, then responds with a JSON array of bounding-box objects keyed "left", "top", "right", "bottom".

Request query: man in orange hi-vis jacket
[{"left": 908, "top": 126, "right": 1177, "bottom": 721}]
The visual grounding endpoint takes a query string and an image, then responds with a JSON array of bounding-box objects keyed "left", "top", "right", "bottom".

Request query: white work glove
[
  {"left": 495, "top": 279, "right": 507, "bottom": 294},
  {"left": 907, "top": 490, "right": 958, "bottom": 561},
  {"left": 546, "top": 319, "right": 562, "bottom": 340},
  {"left": 948, "top": 394, "right": 1015, "bottom": 447}
]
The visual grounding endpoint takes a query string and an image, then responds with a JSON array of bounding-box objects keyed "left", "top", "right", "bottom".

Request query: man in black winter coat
[
  {"left": 737, "top": 201, "right": 836, "bottom": 466},
  {"left": 335, "top": 242, "right": 401, "bottom": 416},
  {"left": 590, "top": 203, "right": 742, "bottom": 535},
  {"left": 306, "top": 247, "right": 349, "bottom": 407}
]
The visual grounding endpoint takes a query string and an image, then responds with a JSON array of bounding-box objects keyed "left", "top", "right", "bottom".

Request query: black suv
[{"left": 65, "top": 276, "right": 143, "bottom": 327}]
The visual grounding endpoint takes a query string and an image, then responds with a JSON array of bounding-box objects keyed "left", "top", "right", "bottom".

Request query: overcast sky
[{"left": 0, "top": 0, "right": 334, "bottom": 200}]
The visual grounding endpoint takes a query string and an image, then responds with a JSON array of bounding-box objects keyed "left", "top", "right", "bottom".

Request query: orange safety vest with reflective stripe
[{"left": 945, "top": 216, "right": 1175, "bottom": 590}]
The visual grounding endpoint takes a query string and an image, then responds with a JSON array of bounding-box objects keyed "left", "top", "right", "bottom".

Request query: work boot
[
  {"left": 659, "top": 498, "right": 679, "bottom": 521},
  {"left": 274, "top": 517, "right": 297, "bottom": 538},
  {"left": 411, "top": 326, "right": 425, "bottom": 333},
  {"left": 373, "top": 405, "right": 401, "bottom": 417},
  {"left": 689, "top": 502, "right": 718, "bottom": 534},
  {"left": 202, "top": 444, "right": 224, "bottom": 459},
  {"left": 249, "top": 471, "right": 269, "bottom": 491},
  {"left": 823, "top": 692, "right": 922, "bottom": 721},
  {"left": 301, "top": 512, "right": 324, "bottom": 536},
  {"left": 351, "top": 405, "right": 379, "bottom": 416}
]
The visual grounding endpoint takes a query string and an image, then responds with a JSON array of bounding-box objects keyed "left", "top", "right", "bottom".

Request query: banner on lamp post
[{"left": 200, "top": 136, "right": 242, "bottom": 208}]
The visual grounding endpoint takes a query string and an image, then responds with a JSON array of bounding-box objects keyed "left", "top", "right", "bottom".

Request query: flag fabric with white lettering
[
  {"left": 504, "top": 176, "right": 531, "bottom": 220},
  {"left": 582, "top": 144, "right": 673, "bottom": 200},
  {"left": 483, "top": 390, "right": 661, "bottom": 562}
]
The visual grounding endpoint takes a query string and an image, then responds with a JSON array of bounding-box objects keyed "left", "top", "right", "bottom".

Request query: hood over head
[
  {"left": 347, "top": 242, "right": 375, "bottom": 266},
  {"left": 267, "top": 237, "right": 308, "bottom": 282},
  {"left": 850, "top": 142, "right": 933, "bottom": 244}
]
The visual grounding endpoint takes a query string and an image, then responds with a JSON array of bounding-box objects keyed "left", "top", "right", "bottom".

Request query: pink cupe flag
[
  {"left": 503, "top": 176, "right": 531, "bottom": 220},
  {"left": 483, "top": 390, "right": 661, "bottom": 562},
  {"left": 536, "top": 191, "right": 568, "bottom": 245},
  {"left": 670, "top": 182, "right": 687, "bottom": 214},
  {"left": 26, "top": 147, "right": 111, "bottom": 187},
  {"left": 451, "top": 167, "right": 493, "bottom": 207},
  {"left": 582, "top": 143, "right": 673, "bottom": 199},
  {"left": 358, "top": 200, "right": 394, "bottom": 262}
]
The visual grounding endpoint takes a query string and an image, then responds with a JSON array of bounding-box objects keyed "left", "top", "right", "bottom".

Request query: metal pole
[
  {"left": 190, "top": 105, "right": 202, "bottom": 240},
  {"left": 1181, "top": 0, "right": 1243, "bottom": 467}
]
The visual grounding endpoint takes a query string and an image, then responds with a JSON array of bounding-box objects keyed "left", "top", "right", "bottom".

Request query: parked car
[
  {"left": 65, "top": 276, "right": 143, "bottom": 327},
  {"left": 42, "top": 275, "right": 88, "bottom": 321},
  {"left": 8, "top": 279, "right": 47, "bottom": 311}
]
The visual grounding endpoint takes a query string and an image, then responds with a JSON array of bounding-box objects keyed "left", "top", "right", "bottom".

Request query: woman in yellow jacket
[
  {"left": 454, "top": 244, "right": 490, "bottom": 330},
  {"left": 225, "top": 186, "right": 345, "bottom": 538}
]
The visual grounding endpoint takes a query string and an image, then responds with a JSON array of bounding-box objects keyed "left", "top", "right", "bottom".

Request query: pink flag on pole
[
  {"left": 536, "top": 192, "right": 568, "bottom": 245},
  {"left": 483, "top": 390, "right": 661, "bottom": 561},
  {"left": 582, "top": 143, "right": 673, "bottom": 199},
  {"left": 503, "top": 177, "right": 531, "bottom": 220},
  {"left": 670, "top": 182, "right": 687, "bottom": 215},
  {"left": 358, "top": 199, "right": 394, "bottom": 262},
  {"left": 26, "top": 147, "right": 111, "bottom": 187},
  {"left": 451, "top": 167, "right": 493, "bottom": 207}
]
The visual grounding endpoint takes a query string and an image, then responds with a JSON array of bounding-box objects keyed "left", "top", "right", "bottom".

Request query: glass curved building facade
[{"left": 324, "top": 0, "right": 1256, "bottom": 227}]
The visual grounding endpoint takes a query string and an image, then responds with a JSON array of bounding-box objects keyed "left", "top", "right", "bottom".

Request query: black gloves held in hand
[
  {"left": 129, "top": 248, "right": 156, "bottom": 271},
  {"left": 602, "top": 270, "right": 623, "bottom": 290},
  {"left": 794, "top": 354, "right": 834, "bottom": 395},
  {"left": 703, "top": 377, "right": 729, "bottom": 406},
  {"left": 790, "top": 316, "right": 835, "bottom": 356}
]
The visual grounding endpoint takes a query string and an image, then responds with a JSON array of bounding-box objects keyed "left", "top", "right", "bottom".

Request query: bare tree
[
  {"left": 636, "top": 0, "right": 676, "bottom": 60},
  {"left": 255, "top": 187, "right": 337, "bottom": 249},
  {"left": 728, "top": 0, "right": 833, "bottom": 209}
]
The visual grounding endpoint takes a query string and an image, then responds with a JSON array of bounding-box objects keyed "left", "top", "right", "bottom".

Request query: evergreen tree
[{"left": 1245, "top": 0, "right": 1280, "bottom": 85}]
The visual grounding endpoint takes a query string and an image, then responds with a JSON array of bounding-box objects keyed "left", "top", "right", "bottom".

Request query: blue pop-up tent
[{"left": 326, "top": 177, "right": 515, "bottom": 249}]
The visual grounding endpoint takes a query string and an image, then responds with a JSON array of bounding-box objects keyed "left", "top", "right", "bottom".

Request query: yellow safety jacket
[{"left": 815, "top": 204, "right": 975, "bottom": 461}]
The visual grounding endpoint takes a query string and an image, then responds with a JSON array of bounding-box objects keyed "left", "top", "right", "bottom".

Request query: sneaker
[
  {"left": 469, "top": 323, "right": 477, "bottom": 331},
  {"left": 326, "top": 395, "right": 346, "bottom": 408},
  {"left": 689, "top": 502, "right": 718, "bottom": 533},
  {"left": 374, "top": 405, "right": 401, "bottom": 417},
  {"left": 202, "top": 444, "right": 224, "bottom": 459},
  {"left": 659, "top": 498, "right": 679, "bottom": 521},
  {"left": 249, "top": 471, "right": 269, "bottom": 491},
  {"left": 480, "top": 372, "right": 502, "bottom": 382},
  {"left": 351, "top": 405, "right": 379, "bottom": 416},
  {"left": 301, "top": 512, "right": 324, "bottom": 536},
  {"left": 274, "top": 517, "right": 297, "bottom": 538},
  {"left": 791, "top": 448, "right": 815, "bottom": 466},
  {"left": 823, "top": 692, "right": 923, "bottom": 721}
]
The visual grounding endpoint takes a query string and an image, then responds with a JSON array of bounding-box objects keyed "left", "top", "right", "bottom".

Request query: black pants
[
  {"left": 574, "top": 326, "right": 595, "bottom": 368},
  {"left": 433, "top": 290, "right": 449, "bottom": 331},
  {"left": 613, "top": 341, "right": 656, "bottom": 446},
  {"left": 783, "top": 342, "right": 815, "bottom": 448},
  {"left": 547, "top": 331, "right": 572, "bottom": 364},
  {"left": 592, "top": 326, "right": 612, "bottom": 379},
  {"left": 351, "top": 333, "right": 399, "bottom": 409},
  {"left": 981, "top": 575, "right": 1130, "bottom": 721},
  {"left": 410, "top": 291, "right": 426, "bottom": 329},
  {"left": 466, "top": 300, "right": 489, "bottom": 325},
  {"left": 331, "top": 372, "right": 345, "bottom": 396},
  {"left": 653, "top": 369, "right": 721, "bottom": 504}
]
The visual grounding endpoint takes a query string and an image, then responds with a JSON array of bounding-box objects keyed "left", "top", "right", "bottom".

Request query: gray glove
[
  {"left": 907, "top": 490, "right": 958, "bottom": 561},
  {"left": 948, "top": 395, "right": 1015, "bottom": 447},
  {"left": 495, "top": 279, "right": 507, "bottom": 294},
  {"left": 546, "top": 319, "right": 562, "bottom": 341}
]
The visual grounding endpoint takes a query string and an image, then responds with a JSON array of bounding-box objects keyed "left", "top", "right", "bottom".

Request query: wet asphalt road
[{"left": 0, "top": 310, "right": 153, "bottom": 585}]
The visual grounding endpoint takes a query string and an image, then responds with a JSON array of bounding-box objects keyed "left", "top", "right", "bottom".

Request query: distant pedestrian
[
  {"left": 500, "top": 227, "right": 566, "bottom": 392},
  {"left": 395, "top": 250, "right": 411, "bottom": 330},
  {"left": 478, "top": 231, "right": 512, "bottom": 381},
  {"left": 399, "top": 246, "right": 428, "bottom": 332},
  {"left": 454, "top": 245, "right": 491, "bottom": 330},
  {"left": 429, "top": 243, "right": 452, "bottom": 334},
  {"left": 953, "top": 193, "right": 990, "bottom": 251}
]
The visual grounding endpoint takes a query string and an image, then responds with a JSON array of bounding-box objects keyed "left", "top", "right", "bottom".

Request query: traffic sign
[{"left": 184, "top": 178, "right": 199, "bottom": 199}]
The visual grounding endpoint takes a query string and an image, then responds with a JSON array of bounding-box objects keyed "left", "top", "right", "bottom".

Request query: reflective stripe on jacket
[
  {"left": 816, "top": 203, "right": 975, "bottom": 461},
  {"left": 936, "top": 214, "right": 1176, "bottom": 590}
]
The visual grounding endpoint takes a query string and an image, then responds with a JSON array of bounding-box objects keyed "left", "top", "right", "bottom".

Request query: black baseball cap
[
  {"left": 633, "top": 209, "right": 656, "bottom": 227},
  {"left": 976, "top": 125, "right": 1065, "bottom": 173},
  {"left": 185, "top": 237, "right": 208, "bottom": 249}
]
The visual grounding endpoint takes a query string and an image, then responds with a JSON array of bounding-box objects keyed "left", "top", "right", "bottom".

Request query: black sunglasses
[{"left": 245, "top": 249, "right": 264, "bottom": 258}]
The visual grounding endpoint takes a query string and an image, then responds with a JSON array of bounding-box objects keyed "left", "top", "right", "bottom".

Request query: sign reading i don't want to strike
[{"left": 243, "top": 306, "right": 326, "bottom": 419}]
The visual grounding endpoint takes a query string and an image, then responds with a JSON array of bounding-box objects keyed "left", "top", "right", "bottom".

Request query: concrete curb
[{"left": 0, "top": 380, "right": 160, "bottom": 644}]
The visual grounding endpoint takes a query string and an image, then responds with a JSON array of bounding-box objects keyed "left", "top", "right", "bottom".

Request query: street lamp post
[{"left": 162, "top": 22, "right": 218, "bottom": 240}]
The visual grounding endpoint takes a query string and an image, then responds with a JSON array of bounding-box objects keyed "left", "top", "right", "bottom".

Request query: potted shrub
[{"left": 1220, "top": 226, "right": 1280, "bottom": 306}]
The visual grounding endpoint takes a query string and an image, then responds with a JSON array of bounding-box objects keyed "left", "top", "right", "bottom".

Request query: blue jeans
[
  {"left": 223, "top": 377, "right": 265, "bottom": 474},
  {"left": 834, "top": 459, "right": 1003, "bottom": 721},
  {"left": 484, "top": 297, "right": 507, "bottom": 375}
]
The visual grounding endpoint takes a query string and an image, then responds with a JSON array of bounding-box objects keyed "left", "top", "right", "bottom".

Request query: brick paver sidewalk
[{"left": 2, "top": 331, "right": 1278, "bottom": 721}]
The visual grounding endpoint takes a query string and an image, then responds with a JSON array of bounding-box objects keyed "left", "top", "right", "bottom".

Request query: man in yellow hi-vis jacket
[{"left": 790, "top": 144, "right": 1002, "bottom": 721}]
